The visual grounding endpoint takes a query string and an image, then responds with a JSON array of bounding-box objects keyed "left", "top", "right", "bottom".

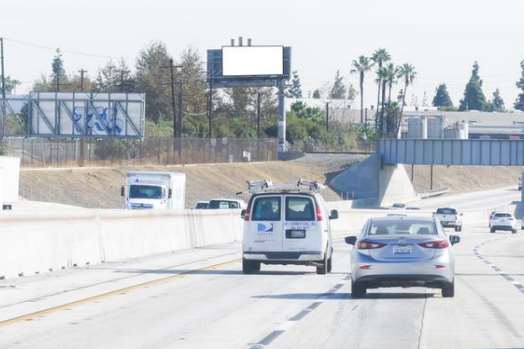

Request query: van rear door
[
  {"left": 247, "top": 195, "right": 283, "bottom": 252},
  {"left": 282, "top": 195, "right": 321, "bottom": 252}
]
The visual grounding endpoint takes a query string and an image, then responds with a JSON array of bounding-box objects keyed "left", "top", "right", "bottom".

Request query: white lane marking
[{"left": 275, "top": 320, "right": 297, "bottom": 332}]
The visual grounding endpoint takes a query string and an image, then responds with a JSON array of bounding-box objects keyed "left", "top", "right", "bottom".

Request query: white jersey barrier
[
  {"left": 0, "top": 205, "right": 491, "bottom": 280},
  {"left": 0, "top": 209, "right": 242, "bottom": 280}
]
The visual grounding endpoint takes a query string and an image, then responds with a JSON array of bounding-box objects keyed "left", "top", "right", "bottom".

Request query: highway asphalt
[{"left": 0, "top": 189, "right": 523, "bottom": 348}]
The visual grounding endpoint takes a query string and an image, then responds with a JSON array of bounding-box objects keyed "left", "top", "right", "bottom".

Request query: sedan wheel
[
  {"left": 351, "top": 280, "right": 366, "bottom": 298},
  {"left": 442, "top": 281, "right": 455, "bottom": 298}
]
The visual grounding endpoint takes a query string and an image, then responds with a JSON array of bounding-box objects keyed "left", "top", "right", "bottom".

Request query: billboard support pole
[{"left": 277, "top": 79, "right": 286, "bottom": 154}]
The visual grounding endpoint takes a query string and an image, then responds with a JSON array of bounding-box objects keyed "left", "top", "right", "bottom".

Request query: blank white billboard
[{"left": 222, "top": 46, "right": 283, "bottom": 76}]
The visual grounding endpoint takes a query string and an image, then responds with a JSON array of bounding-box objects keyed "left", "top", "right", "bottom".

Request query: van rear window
[
  {"left": 252, "top": 197, "right": 281, "bottom": 221},
  {"left": 286, "top": 197, "right": 315, "bottom": 221}
]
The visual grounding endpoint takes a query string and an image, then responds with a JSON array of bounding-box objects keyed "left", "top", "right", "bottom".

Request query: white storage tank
[
  {"left": 407, "top": 118, "right": 423, "bottom": 139},
  {"left": 427, "top": 117, "right": 443, "bottom": 139}
]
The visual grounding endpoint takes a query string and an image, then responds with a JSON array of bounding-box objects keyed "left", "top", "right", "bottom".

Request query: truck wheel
[
  {"left": 442, "top": 281, "right": 455, "bottom": 298},
  {"left": 316, "top": 253, "right": 328, "bottom": 275},
  {"left": 490, "top": 228, "right": 496, "bottom": 233},
  {"left": 351, "top": 280, "right": 366, "bottom": 298},
  {"left": 242, "top": 259, "right": 260, "bottom": 274}
]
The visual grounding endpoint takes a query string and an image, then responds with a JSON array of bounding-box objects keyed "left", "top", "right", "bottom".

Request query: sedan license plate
[
  {"left": 393, "top": 245, "right": 412, "bottom": 255},
  {"left": 286, "top": 230, "right": 306, "bottom": 239}
]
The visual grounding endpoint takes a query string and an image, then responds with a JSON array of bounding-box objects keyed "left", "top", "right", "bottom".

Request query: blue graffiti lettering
[{"left": 73, "top": 105, "right": 123, "bottom": 135}]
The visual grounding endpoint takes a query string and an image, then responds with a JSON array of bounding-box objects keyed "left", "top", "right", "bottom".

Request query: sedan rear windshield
[
  {"left": 368, "top": 221, "right": 437, "bottom": 236},
  {"left": 286, "top": 196, "right": 315, "bottom": 221},
  {"left": 494, "top": 213, "right": 512, "bottom": 218},
  {"left": 436, "top": 208, "right": 456, "bottom": 214}
]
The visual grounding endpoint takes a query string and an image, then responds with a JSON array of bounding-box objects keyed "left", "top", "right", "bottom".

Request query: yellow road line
[{"left": 0, "top": 258, "right": 240, "bottom": 328}]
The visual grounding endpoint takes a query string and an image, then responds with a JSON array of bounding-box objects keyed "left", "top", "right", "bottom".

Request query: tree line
[
  {"left": 432, "top": 60, "right": 524, "bottom": 113},
  {"left": 2, "top": 42, "right": 363, "bottom": 149}
]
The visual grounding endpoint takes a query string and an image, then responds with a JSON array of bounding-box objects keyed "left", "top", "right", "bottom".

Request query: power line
[{"left": 4, "top": 37, "right": 118, "bottom": 60}]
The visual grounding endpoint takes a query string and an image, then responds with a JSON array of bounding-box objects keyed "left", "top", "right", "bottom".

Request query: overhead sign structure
[
  {"left": 207, "top": 44, "right": 291, "bottom": 152},
  {"left": 16, "top": 92, "right": 145, "bottom": 138}
]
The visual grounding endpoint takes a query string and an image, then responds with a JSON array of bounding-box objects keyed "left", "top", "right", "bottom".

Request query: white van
[{"left": 241, "top": 179, "right": 338, "bottom": 275}]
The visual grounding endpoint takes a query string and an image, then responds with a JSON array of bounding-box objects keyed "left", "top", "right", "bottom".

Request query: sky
[{"left": 1, "top": 0, "right": 524, "bottom": 109}]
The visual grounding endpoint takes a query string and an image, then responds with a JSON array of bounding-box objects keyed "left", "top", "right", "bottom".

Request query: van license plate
[
  {"left": 286, "top": 230, "right": 306, "bottom": 239},
  {"left": 393, "top": 246, "right": 412, "bottom": 255}
]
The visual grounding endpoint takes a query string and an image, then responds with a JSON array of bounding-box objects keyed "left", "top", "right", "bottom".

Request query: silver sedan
[{"left": 345, "top": 216, "right": 460, "bottom": 298}]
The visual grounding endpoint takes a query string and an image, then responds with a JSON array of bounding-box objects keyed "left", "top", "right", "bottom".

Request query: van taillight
[{"left": 316, "top": 205, "right": 323, "bottom": 221}]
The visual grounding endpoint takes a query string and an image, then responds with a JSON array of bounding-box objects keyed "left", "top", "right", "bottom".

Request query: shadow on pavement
[
  {"left": 254, "top": 292, "right": 434, "bottom": 300},
  {"left": 113, "top": 269, "right": 310, "bottom": 276}
]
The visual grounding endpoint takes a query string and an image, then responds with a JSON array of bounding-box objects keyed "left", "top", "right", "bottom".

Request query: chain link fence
[
  {"left": 286, "top": 140, "right": 376, "bottom": 154},
  {"left": 2, "top": 137, "right": 278, "bottom": 168}
]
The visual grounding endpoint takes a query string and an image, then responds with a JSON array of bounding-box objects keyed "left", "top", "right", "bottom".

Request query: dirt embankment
[
  {"left": 20, "top": 160, "right": 347, "bottom": 209},
  {"left": 404, "top": 165, "right": 523, "bottom": 193}
]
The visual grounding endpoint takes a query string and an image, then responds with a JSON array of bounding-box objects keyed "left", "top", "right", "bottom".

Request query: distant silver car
[{"left": 345, "top": 216, "right": 460, "bottom": 298}]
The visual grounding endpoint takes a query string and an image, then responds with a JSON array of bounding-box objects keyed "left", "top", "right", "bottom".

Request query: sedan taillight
[
  {"left": 357, "top": 240, "right": 386, "bottom": 249},
  {"left": 419, "top": 240, "right": 449, "bottom": 249}
]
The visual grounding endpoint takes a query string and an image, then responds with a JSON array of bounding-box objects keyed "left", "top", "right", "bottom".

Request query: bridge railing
[{"left": 379, "top": 138, "right": 524, "bottom": 166}]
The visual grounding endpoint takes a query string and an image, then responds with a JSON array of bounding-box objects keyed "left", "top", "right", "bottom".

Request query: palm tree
[
  {"left": 377, "top": 67, "right": 388, "bottom": 136},
  {"left": 371, "top": 49, "right": 391, "bottom": 119},
  {"left": 397, "top": 63, "right": 417, "bottom": 134},
  {"left": 384, "top": 63, "right": 398, "bottom": 105},
  {"left": 351, "top": 55, "right": 374, "bottom": 124}
]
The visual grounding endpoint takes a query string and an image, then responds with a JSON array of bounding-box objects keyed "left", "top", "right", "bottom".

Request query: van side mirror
[
  {"left": 168, "top": 189, "right": 172, "bottom": 199},
  {"left": 121, "top": 186, "right": 125, "bottom": 197},
  {"left": 329, "top": 209, "right": 339, "bottom": 220},
  {"left": 345, "top": 236, "right": 357, "bottom": 245},
  {"left": 449, "top": 235, "right": 461, "bottom": 245},
  {"left": 240, "top": 209, "right": 247, "bottom": 219}
]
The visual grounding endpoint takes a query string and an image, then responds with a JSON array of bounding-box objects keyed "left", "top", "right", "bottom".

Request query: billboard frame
[
  {"left": 0, "top": 92, "right": 146, "bottom": 139},
  {"left": 207, "top": 46, "right": 291, "bottom": 152}
]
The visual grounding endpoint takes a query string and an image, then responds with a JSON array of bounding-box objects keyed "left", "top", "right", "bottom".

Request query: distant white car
[
  {"left": 434, "top": 207, "right": 463, "bottom": 232},
  {"left": 208, "top": 198, "right": 247, "bottom": 209},
  {"left": 194, "top": 201, "right": 210, "bottom": 209},
  {"left": 489, "top": 212, "right": 518, "bottom": 234}
]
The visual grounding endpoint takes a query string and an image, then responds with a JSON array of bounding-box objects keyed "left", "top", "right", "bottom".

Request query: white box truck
[
  {"left": 122, "top": 171, "right": 186, "bottom": 210},
  {"left": 0, "top": 156, "right": 20, "bottom": 210}
]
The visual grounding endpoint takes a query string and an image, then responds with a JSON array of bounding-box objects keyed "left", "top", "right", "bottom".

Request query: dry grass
[
  {"left": 20, "top": 161, "right": 341, "bottom": 209},
  {"left": 405, "top": 165, "right": 523, "bottom": 193}
]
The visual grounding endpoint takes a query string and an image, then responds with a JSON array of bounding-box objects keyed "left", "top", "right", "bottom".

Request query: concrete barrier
[
  {"left": 0, "top": 204, "right": 494, "bottom": 280},
  {"left": 0, "top": 209, "right": 242, "bottom": 280}
]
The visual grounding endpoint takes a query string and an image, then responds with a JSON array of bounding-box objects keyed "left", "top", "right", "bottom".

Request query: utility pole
[
  {"left": 119, "top": 70, "right": 126, "bottom": 93},
  {"left": 207, "top": 75, "right": 213, "bottom": 139},
  {"left": 325, "top": 101, "right": 329, "bottom": 131},
  {"left": 1, "top": 37, "right": 6, "bottom": 139},
  {"left": 79, "top": 69, "right": 87, "bottom": 91},
  {"left": 176, "top": 78, "right": 183, "bottom": 138},
  {"left": 168, "top": 59, "right": 177, "bottom": 153},
  {"left": 164, "top": 59, "right": 183, "bottom": 156},
  {"left": 256, "top": 91, "right": 261, "bottom": 138},
  {"left": 78, "top": 69, "right": 87, "bottom": 167}
]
